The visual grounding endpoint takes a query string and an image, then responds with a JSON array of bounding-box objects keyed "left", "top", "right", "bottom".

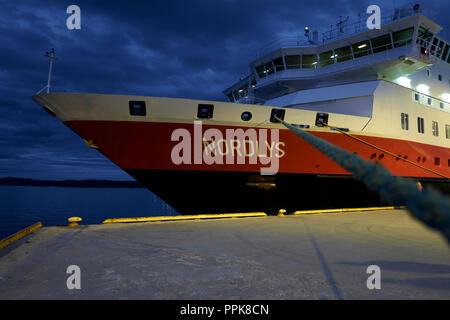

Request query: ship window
[
  {"left": 270, "top": 109, "right": 285, "bottom": 123},
  {"left": 264, "top": 61, "right": 275, "bottom": 75},
  {"left": 197, "top": 104, "right": 214, "bottom": 119},
  {"left": 255, "top": 64, "right": 266, "bottom": 78},
  {"left": 241, "top": 111, "right": 252, "bottom": 121},
  {"left": 401, "top": 113, "right": 409, "bottom": 130},
  {"left": 446, "top": 124, "right": 450, "bottom": 139},
  {"left": 285, "top": 55, "right": 300, "bottom": 69},
  {"left": 393, "top": 27, "right": 414, "bottom": 47},
  {"left": 432, "top": 121, "right": 439, "bottom": 136},
  {"left": 302, "top": 54, "right": 318, "bottom": 68},
  {"left": 334, "top": 46, "right": 352, "bottom": 62},
  {"left": 442, "top": 44, "right": 449, "bottom": 61},
  {"left": 426, "top": 69, "right": 431, "bottom": 77},
  {"left": 319, "top": 50, "right": 334, "bottom": 67},
  {"left": 438, "top": 74, "right": 442, "bottom": 81},
  {"left": 428, "top": 98, "right": 433, "bottom": 106},
  {"left": 352, "top": 40, "right": 370, "bottom": 58},
  {"left": 273, "top": 57, "right": 285, "bottom": 72},
  {"left": 436, "top": 40, "right": 445, "bottom": 58},
  {"left": 414, "top": 93, "right": 419, "bottom": 101},
  {"left": 430, "top": 37, "right": 439, "bottom": 55},
  {"left": 440, "top": 102, "right": 444, "bottom": 109},
  {"left": 417, "top": 117, "right": 424, "bottom": 133},
  {"left": 434, "top": 157, "right": 440, "bottom": 166},
  {"left": 416, "top": 26, "right": 433, "bottom": 51},
  {"left": 315, "top": 113, "right": 329, "bottom": 127},
  {"left": 129, "top": 101, "right": 146, "bottom": 116},
  {"left": 371, "top": 34, "right": 393, "bottom": 53}
]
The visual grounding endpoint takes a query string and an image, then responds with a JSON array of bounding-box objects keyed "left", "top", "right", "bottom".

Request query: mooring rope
[
  {"left": 276, "top": 118, "right": 450, "bottom": 244},
  {"left": 324, "top": 123, "right": 449, "bottom": 179}
]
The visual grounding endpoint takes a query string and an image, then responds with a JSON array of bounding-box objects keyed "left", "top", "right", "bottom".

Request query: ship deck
[{"left": 0, "top": 209, "right": 449, "bottom": 300}]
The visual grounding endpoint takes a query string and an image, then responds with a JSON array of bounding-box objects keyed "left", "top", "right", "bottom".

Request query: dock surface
[{"left": 0, "top": 209, "right": 449, "bottom": 299}]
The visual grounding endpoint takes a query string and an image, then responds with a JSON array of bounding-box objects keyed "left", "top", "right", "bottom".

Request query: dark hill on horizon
[{"left": 0, "top": 177, "right": 143, "bottom": 188}]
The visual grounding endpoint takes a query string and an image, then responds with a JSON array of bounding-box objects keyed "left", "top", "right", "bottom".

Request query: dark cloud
[{"left": 1, "top": 0, "right": 448, "bottom": 180}]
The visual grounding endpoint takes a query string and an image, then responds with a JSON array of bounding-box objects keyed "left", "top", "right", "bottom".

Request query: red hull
[{"left": 65, "top": 120, "right": 450, "bottom": 179}]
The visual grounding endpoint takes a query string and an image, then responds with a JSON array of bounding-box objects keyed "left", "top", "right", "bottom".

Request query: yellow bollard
[
  {"left": 68, "top": 217, "right": 82, "bottom": 227},
  {"left": 277, "top": 209, "right": 286, "bottom": 217}
]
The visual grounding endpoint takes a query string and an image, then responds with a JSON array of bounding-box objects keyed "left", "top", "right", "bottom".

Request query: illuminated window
[
  {"left": 401, "top": 113, "right": 409, "bottom": 130},
  {"left": 319, "top": 50, "right": 334, "bottom": 67},
  {"left": 334, "top": 46, "right": 352, "bottom": 62},
  {"left": 302, "top": 54, "right": 318, "bottom": 69},
  {"left": 285, "top": 55, "right": 300, "bottom": 69},
  {"left": 352, "top": 40, "right": 370, "bottom": 58},
  {"left": 432, "top": 121, "right": 439, "bottom": 136}
]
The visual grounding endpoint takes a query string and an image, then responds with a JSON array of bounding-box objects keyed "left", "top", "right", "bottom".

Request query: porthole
[{"left": 241, "top": 111, "right": 252, "bottom": 121}]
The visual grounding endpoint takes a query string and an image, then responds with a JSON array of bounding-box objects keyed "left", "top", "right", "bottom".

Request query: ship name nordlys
[
  {"left": 179, "top": 303, "right": 270, "bottom": 317},
  {"left": 171, "top": 121, "right": 285, "bottom": 175}
]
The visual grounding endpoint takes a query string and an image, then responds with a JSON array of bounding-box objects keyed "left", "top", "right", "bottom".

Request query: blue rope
[{"left": 277, "top": 118, "right": 450, "bottom": 243}]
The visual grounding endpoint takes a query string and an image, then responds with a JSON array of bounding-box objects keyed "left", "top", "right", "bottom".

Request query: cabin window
[
  {"left": 319, "top": 50, "right": 334, "bottom": 67},
  {"left": 446, "top": 124, "right": 450, "bottom": 139},
  {"left": 442, "top": 44, "right": 449, "bottom": 61},
  {"left": 197, "top": 104, "right": 214, "bottom": 119},
  {"left": 264, "top": 61, "right": 275, "bottom": 75},
  {"left": 393, "top": 27, "right": 414, "bottom": 47},
  {"left": 285, "top": 55, "right": 300, "bottom": 69},
  {"left": 432, "top": 121, "right": 439, "bottom": 136},
  {"left": 426, "top": 69, "right": 431, "bottom": 77},
  {"left": 255, "top": 64, "right": 266, "bottom": 78},
  {"left": 401, "top": 113, "right": 409, "bottom": 130},
  {"left": 434, "top": 157, "right": 440, "bottom": 166},
  {"left": 417, "top": 117, "right": 424, "bottom": 133},
  {"left": 270, "top": 109, "right": 285, "bottom": 123},
  {"left": 440, "top": 102, "right": 444, "bottom": 109},
  {"left": 315, "top": 113, "right": 329, "bottom": 127},
  {"left": 302, "top": 54, "right": 318, "bottom": 69},
  {"left": 241, "top": 111, "right": 252, "bottom": 121},
  {"left": 414, "top": 93, "right": 420, "bottom": 102},
  {"left": 334, "top": 46, "right": 352, "bottom": 62},
  {"left": 430, "top": 37, "right": 439, "bottom": 55},
  {"left": 417, "top": 26, "right": 433, "bottom": 53},
  {"left": 272, "top": 57, "right": 285, "bottom": 72},
  {"left": 129, "top": 101, "right": 146, "bottom": 116},
  {"left": 352, "top": 40, "right": 370, "bottom": 58},
  {"left": 371, "top": 34, "right": 393, "bottom": 53},
  {"left": 428, "top": 98, "right": 433, "bottom": 106},
  {"left": 438, "top": 74, "right": 442, "bottom": 81},
  {"left": 436, "top": 40, "right": 445, "bottom": 58}
]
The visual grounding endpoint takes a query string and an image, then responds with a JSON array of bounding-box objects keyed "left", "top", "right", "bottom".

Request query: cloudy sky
[{"left": 1, "top": 0, "right": 449, "bottom": 180}]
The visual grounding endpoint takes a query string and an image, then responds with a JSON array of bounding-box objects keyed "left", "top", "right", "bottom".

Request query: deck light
[
  {"left": 395, "top": 76, "right": 411, "bottom": 88},
  {"left": 442, "top": 93, "right": 450, "bottom": 103},
  {"left": 417, "top": 84, "right": 430, "bottom": 95},
  {"left": 358, "top": 44, "right": 367, "bottom": 49}
]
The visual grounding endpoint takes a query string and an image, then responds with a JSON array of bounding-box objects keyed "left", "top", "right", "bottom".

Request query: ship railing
[{"left": 254, "top": 4, "right": 436, "bottom": 59}]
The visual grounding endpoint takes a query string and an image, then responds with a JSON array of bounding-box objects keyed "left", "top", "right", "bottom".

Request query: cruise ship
[{"left": 33, "top": 3, "right": 450, "bottom": 215}]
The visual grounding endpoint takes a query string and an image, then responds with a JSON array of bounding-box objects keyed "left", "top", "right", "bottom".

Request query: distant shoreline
[{"left": 0, "top": 177, "right": 144, "bottom": 188}]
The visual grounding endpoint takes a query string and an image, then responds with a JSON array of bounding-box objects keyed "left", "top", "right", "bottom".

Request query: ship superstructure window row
[{"left": 253, "top": 27, "right": 415, "bottom": 78}]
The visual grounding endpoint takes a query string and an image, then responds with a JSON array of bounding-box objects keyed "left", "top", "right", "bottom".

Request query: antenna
[{"left": 37, "top": 48, "right": 57, "bottom": 94}]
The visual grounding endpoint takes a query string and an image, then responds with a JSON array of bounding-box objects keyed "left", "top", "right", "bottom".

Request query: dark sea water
[{"left": 0, "top": 186, "right": 179, "bottom": 239}]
